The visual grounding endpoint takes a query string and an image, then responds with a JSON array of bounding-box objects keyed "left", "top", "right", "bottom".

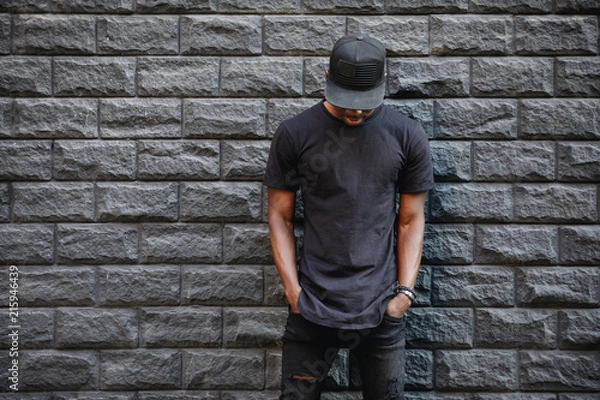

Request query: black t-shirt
[{"left": 264, "top": 101, "right": 434, "bottom": 329}]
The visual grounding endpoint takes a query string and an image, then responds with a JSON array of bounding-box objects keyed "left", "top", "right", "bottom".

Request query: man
[{"left": 264, "top": 34, "right": 434, "bottom": 400}]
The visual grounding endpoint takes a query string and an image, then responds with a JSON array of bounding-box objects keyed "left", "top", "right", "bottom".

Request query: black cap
[{"left": 324, "top": 34, "right": 386, "bottom": 110}]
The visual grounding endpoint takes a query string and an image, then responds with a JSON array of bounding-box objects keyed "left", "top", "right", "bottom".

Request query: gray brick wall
[{"left": 0, "top": 0, "right": 598, "bottom": 398}]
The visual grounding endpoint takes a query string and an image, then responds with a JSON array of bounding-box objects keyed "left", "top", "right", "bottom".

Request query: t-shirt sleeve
[
  {"left": 263, "top": 124, "right": 300, "bottom": 192},
  {"left": 397, "top": 123, "right": 435, "bottom": 194}
]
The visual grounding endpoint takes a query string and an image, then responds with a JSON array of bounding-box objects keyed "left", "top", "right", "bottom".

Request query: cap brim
[{"left": 324, "top": 78, "right": 385, "bottom": 110}]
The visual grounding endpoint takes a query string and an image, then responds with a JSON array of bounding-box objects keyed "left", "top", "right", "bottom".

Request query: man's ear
[{"left": 325, "top": 70, "right": 330, "bottom": 79}]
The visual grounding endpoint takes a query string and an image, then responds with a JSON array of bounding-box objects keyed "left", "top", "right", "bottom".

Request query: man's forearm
[
  {"left": 396, "top": 192, "right": 428, "bottom": 289},
  {"left": 267, "top": 188, "right": 302, "bottom": 311},
  {"left": 397, "top": 214, "right": 425, "bottom": 288}
]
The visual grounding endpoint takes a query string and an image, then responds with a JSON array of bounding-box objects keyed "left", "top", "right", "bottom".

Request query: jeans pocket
[{"left": 383, "top": 312, "right": 405, "bottom": 323}]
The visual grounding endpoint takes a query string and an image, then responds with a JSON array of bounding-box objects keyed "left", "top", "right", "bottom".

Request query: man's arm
[
  {"left": 386, "top": 191, "right": 428, "bottom": 318},
  {"left": 267, "top": 187, "right": 302, "bottom": 313}
]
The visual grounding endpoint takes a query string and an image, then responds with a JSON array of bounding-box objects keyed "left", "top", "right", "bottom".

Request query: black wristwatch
[{"left": 393, "top": 283, "right": 417, "bottom": 303}]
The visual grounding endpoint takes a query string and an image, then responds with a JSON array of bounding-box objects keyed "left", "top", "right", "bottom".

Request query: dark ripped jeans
[{"left": 280, "top": 310, "right": 406, "bottom": 400}]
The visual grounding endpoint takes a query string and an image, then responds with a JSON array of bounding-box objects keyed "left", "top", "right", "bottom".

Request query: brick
[
  {"left": 0, "top": 14, "right": 11, "bottom": 54},
  {"left": 0, "top": 183, "right": 9, "bottom": 222},
  {"left": 140, "top": 223, "right": 222, "bottom": 264},
  {"left": 13, "top": 15, "right": 95, "bottom": 54},
  {"left": 183, "top": 349, "right": 265, "bottom": 389},
  {"left": 181, "top": 16, "right": 262, "bottom": 55},
  {"left": 181, "top": 182, "right": 262, "bottom": 222},
  {"left": 406, "top": 308, "right": 473, "bottom": 349},
  {"left": 14, "top": 98, "right": 97, "bottom": 138},
  {"left": 97, "top": 265, "right": 180, "bottom": 306},
  {"left": 56, "top": 308, "right": 137, "bottom": 349},
  {"left": 222, "top": 140, "right": 271, "bottom": 180},
  {"left": 97, "top": 16, "right": 178, "bottom": 55},
  {"left": 52, "top": 394, "right": 135, "bottom": 400},
  {"left": 263, "top": 265, "right": 286, "bottom": 306},
  {"left": 266, "top": 98, "right": 321, "bottom": 137},
  {"left": 326, "top": 348, "right": 349, "bottom": 389},
  {"left": 388, "top": 58, "right": 470, "bottom": 98},
  {"left": 435, "top": 350, "right": 517, "bottom": 390},
  {"left": 223, "top": 308, "right": 287, "bottom": 347},
  {"left": 475, "top": 225, "right": 558, "bottom": 265},
  {"left": 141, "top": 307, "right": 222, "bottom": 347},
  {"left": 558, "top": 395, "right": 600, "bottom": 400},
  {"left": 13, "top": 182, "right": 95, "bottom": 222},
  {"left": 57, "top": 224, "right": 139, "bottom": 264},
  {"left": 520, "top": 100, "right": 600, "bottom": 140},
  {"left": 137, "top": 140, "right": 220, "bottom": 180},
  {"left": 519, "top": 351, "right": 600, "bottom": 390},
  {"left": 96, "top": 182, "right": 179, "bottom": 222},
  {"left": 219, "top": 0, "right": 298, "bottom": 13},
  {"left": 385, "top": 0, "right": 468, "bottom": 13},
  {"left": 556, "top": 0, "right": 600, "bottom": 13},
  {"left": 137, "top": 57, "right": 220, "bottom": 97},
  {"left": 303, "top": 0, "right": 384, "bottom": 13},
  {"left": 432, "top": 15, "right": 512, "bottom": 55},
  {"left": 138, "top": 393, "right": 218, "bottom": 400},
  {"left": 429, "top": 141, "right": 471, "bottom": 182},
  {"left": 1, "top": 309, "right": 54, "bottom": 349},
  {"left": 303, "top": 57, "right": 329, "bottom": 98},
  {"left": 405, "top": 350, "right": 433, "bottom": 390},
  {"left": 221, "top": 57, "right": 303, "bottom": 97},
  {"left": 475, "top": 309, "right": 557, "bottom": 349},
  {"left": 223, "top": 224, "right": 272, "bottom": 264},
  {"left": 556, "top": 57, "right": 600, "bottom": 97},
  {"left": 184, "top": 99, "right": 266, "bottom": 138},
  {"left": 19, "top": 266, "right": 95, "bottom": 307},
  {"left": 422, "top": 224, "right": 473, "bottom": 265},
  {"left": 264, "top": 351, "right": 282, "bottom": 392},
  {"left": 404, "top": 393, "right": 468, "bottom": 400},
  {"left": 559, "top": 142, "right": 600, "bottom": 176},
  {"left": 347, "top": 17, "right": 428, "bottom": 56},
  {"left": 515, "top": 16, "right": 598, "bottom": 55},
  {"left": 472, "top": 58, "right": 554, "bottom": 97},
  {"left": 414, "top": 266, "right": 433, "bottom": 307},
  {"left": 181, "top": 265, "right": 264, "bottom": 305},
  {"left": 514, "top": 184, "right": 597, "bottom": 223},
  {"left": 430, "top": 183, "right": 513, "bottom": 223},
  {"left": 0, "top": 394, "right": 51, "bottom": 400},
  {"left": 100, "top": 98, "right": 181, "bottom": 139},
  {"left": 559, "top": 309, "right": 600, "bottom": 349},
  {"left": 516, "top": 267, "right": 600, "bottom": 307},
  {"left": 473, "top": 141, "right": 555, "bottom": 181},
  {"left": 432, "top": 266, "right": 514, "bottom": 307},
  {"left": 0, "top": 98, "right": 12, "bottom": 138},
  {"left": 560, "top": 226, "right": 600, "bottom": 265},
  {"left": 470, "top": 0, "right": 553, "bottom": 13},
  {"left": 385, "top": 100, "right": 434, "bottom": 137},
  {"left": 264, "top": 16, "right": 345, "bottom": 55},
  {"left": 0, "top": 140, "right": 52, "bottom": 180},
  {"left": 0, "top": 0, "right": 49, "bottom": 12},
  {"left": 21, "top": 351, "right": 98, "bottom": 390},
  {"left": 136, "top": 0, "right": 217, "bottom": 13},
  {"left": 52, "top": 0, "right": 134, "bottom": 13},
  {"left": 0, "top": 56, "right": 51, "bottom": 96},
  {"left": 53, "top": 140, "right": 136, "bottom": 180},
  {"left": 435, "top": 99, "right": 517, "bottom": 139},
  {"left": 0, "top": 224, "right": 54, "bottom": 264},
  {"left": 473, "top": 395, "right": 555, "bottom": 400},
  {"left": 101, "top": 350, "right": 181, "bottom": 390},
  {"left": 54, "top": 57, "right": 136, "bottom": 97}
]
